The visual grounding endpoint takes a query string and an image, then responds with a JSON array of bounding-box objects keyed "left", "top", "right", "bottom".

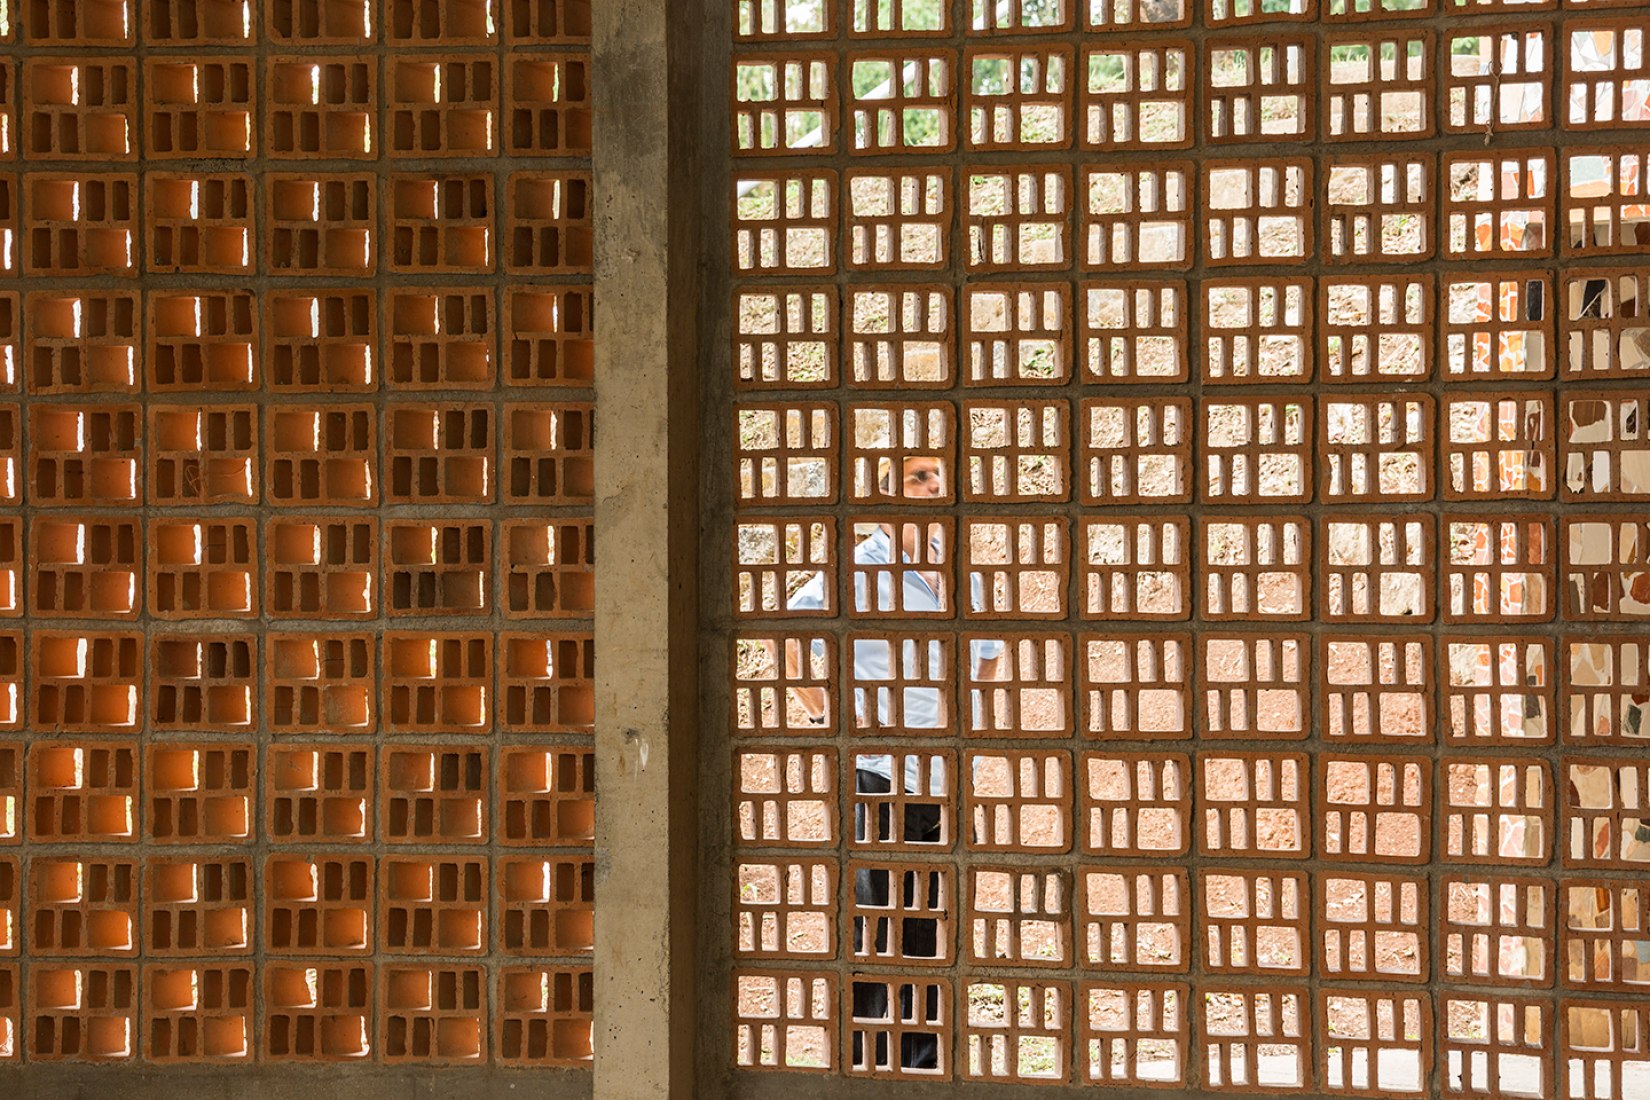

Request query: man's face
[{"left": 903, "top": 456, "right": 946, "bottom": 499}]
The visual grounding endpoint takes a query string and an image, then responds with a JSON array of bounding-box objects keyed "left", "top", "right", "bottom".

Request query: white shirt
[{"left": 788, "top": 526, "right": 1004, "bottom": 789}]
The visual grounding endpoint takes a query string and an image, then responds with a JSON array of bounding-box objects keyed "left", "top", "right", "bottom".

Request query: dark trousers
[{"left": 851, "top": 767, "right": 941, "bottom": 1071}]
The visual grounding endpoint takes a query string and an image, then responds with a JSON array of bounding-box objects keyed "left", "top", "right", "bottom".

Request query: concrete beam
[
  {"left": 0, "top": 1067, "right": 592, "bottom": 1100},
  {"left": 591, "top": 0, "right": 700, "bottom": 1095}
]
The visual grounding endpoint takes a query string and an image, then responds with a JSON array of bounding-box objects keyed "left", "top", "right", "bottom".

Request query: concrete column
[{"left": 592, "top": 0, "right": 700, "bottom": 1096}]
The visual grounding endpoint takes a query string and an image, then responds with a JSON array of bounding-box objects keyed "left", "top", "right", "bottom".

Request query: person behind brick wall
[{"left": 783, "top": 453, "right": 1002, "bottom": 1072}]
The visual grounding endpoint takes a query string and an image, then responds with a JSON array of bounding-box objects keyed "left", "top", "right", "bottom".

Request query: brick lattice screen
[
  {"left": 0, "top": 0, "right": 595, "bottom": 1067},
  {"left": 726, "top": 0, "right": 1650, "bottom": 1092}
]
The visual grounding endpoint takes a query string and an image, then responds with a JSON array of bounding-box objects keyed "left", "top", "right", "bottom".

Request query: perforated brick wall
[
  {"left": 722, "top": 0, "right": 1650, "bottom": 1093},
  {"left": 0, "top": 0, "right": 594, "bottom": 1068}
]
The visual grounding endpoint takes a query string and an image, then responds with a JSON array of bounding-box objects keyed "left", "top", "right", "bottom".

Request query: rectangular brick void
[
  {"left": 0, "top": 0, "right": 595, "bottom": 1068},
  {"left": 726, "top": 0, "right": 1650, "bottom": 1094}
]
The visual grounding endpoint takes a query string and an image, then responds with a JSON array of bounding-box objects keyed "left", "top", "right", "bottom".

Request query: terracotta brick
[
  {"left": 381, "top": 965, "right": 486, "bottom": 1063},
  {"left": 144, "top": 0, "right": 257, "bottom": 44},
  {"left": 267, "top": 632, "right": 376, "bottom": 735},
  {"left": 145, "top": 744, "right": 253, "bottom": 844},
  {"left": 29, "top": 857, "right": 138, "bottom": 954},
  {"left": 26, "top": 291, "right": 139, "bottom": 393},
  {"left": 144, "top": 857, "right": 253, "bottom": 956},
  {"left": 497, "top": 966, "right": 593, "bottom": 1065},
  {"left": 266, "top": 744, "right": 372, "bottom": 843},
  {"left": 381, "top": 857, "right": 487, "bottom": 954},
  {"left": 146, "top": 290, "right": 257, "bottom": 392},
  {"left": 264, "top": 962, "right": 372, "bottom": 1060},
  {"left": 264, "top": 854, "right": 373, "bottom": 955},
  {"left": 29, "top": 964, "right": 135, "bottom": 1061},
  {"left": 144, "top": 964, "right": 252, "bottom": 1062}
]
